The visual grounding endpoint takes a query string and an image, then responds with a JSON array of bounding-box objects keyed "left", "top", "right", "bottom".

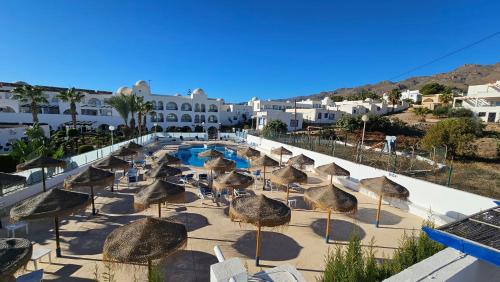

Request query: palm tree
[
  {"left": 11, "top": 85, "right": 48, "bottom": 123},
  {"left": 56, "top": 88, "right": 85, "bottom": 128},
  {"left": 439, "top": 92, "right": 453, "bottom": 106},
  {"left": 106, "top": 94, "right": 130, "bottom": 127},
  {"left": 137, "top": 98, "right": 153, "bottom": 136},
  {"left": 387, "top": 88, "right": 402, "bottom": 112},
  {"left": 126, "top": 94, "right": 140, "bottom": 137}
]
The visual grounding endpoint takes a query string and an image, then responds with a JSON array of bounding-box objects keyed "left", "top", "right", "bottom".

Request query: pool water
[{"left": 174, "top": 145, "right": 250, "bottom": 168}]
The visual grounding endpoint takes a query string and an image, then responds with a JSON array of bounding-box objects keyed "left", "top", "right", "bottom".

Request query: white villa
[{"left": 453, "top": 80, "right": 500, "bottom": 123}]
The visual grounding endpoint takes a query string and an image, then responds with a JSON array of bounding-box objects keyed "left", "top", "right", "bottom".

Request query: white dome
[
  {"left": 135, "top": 80, "right": 148, "bottom": 87},
  {"left": 192, "top": 88, "right": 205, "bottom": 95},
  {"left": 116, "top": 86, "right": 133, "bottom": 95},
  {"left": 175, "top": 93, "right": 181, "bottom": 96}
]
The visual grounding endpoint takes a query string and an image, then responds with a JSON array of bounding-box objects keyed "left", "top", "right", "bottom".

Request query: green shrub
[
  {"left": 262, "top": 120, "right": 288, "bottom": 137},
  {"left": 432, "top": 106, "right": 451, "bottom": 117},
  {"left": 67, "top": 128, "right": 78, "bottom": 137},
  {"left": 78, "top": 145, "right": 94, "bottom": 154},
  {"left": 448, "top": 108, "right": 473, "bottom": 118},
  {"left": 0, "top": 154, "right": 19, "bottom": 173}
]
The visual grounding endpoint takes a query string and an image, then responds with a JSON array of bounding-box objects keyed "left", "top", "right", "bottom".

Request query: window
[
  {"left": 157, "top": 113, "right": 164, "bottom": 122},
  {"left": 81, "top": 109, "right": 97, "bottom": 116},
  {"left": 200, "top": 115, "right": 205, "bottom": 123},
  {"left": 201, "top": 104, "right": 206, "bottom": 112},
  {"left": 88, "top": 98, "right": 101, "bottom": 107},
  {"left": 233, "top": 116, "right": 238, "bottom": 120},
  {"left": 208, "top": 104, "right": 218, "bottom": 112},
  {"left": 329, "top": 113, "right": 335, "bottom": 120},
  {"left": 478, "top": 112, "right": 486, "bottom": 117},
  {"left": 377, "top": 106, "right": 381, "bottom": 111},
  {"left": 208, "top": 115, "right": 218, "bottom": 123},
  {"left": 157, "top": 101, "right": 164, "bottom": 110},
  {"left": 181, "top": 103, "right": 192, "bottom": 111},
  {"left": 194, "top": 114, "right": 200, "bottom": 123},
  {"left": 324, "top": 113, "right": 328, "bottom": 118},
  {"left": 290, "top": 120, "right": 298, "bottom": 128},
  {"left": 166, "top": 102, "right": 177, "bottom": 110},
  {"left": 181, "top": 114, "right": 192, "bottom": 122},
  {"left": 166, "top": 113, "right": 178, "bottom": 122},
  {"left": 194, "top": 103, "right": 200, "bottom": 112},
  {"left": 353, "top": 109, "right": 357, "bottom": 114},
  {"left": 365, "top": 109, "right": 369, "bottom": 113},
  {"left": 317, "top": 113, "right": 322, "bottom": 119}
]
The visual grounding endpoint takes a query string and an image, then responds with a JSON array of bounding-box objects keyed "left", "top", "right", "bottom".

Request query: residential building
[
  {"left": 400, "top": 89, "right": 422, "bottom": 103},
  {"left": 453, "top": 80, "right": 500, "bottom": 122},
  {"left": 247, "top": 97, "right": 293, "bottom": 112},
  {"left": 417, "top": 94, "right": 443, "bottom": 110},
  {"left": 285, "top": 108, "right": 340, "bottom": 124},
  {"left": 329, "top": 98, "right": 389, "bottom": 116},
  {"left": 256, "top": 111, "right": 303, "bottom": 131},
  {"left": 219, "top": 104, "right": 253, "bottom": 126}
]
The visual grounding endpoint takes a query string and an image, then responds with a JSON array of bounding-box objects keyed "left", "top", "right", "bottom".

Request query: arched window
[
  {"left": 208, "top": 115, "right": 218, "bottom": 123},
  {"left": 157, "top": 113, "right": 164, "bottom": 122},
  {"left": 166, "top": 113, "right": 178, "bottom": 122},
  {"left": 200, "top": 115, "right": 206, "bottom": 123},
  {"left": 194, "top": 114, "right": 200, "bottom": 123},
  {"left": 151, "top": 101, "right": 157, "bottom": 110},
  {"left": 88, "top": 98, "right": 101, "bottom": 107},
  {"left": 181, "top": 103, "right": 192, "bottom": 111},
  {"left": 0, "top": 106, "right": 16, "bottom": 113},
  {"left": 157, "top": 101, "right": 164, "bottom": 110},
  {"left": 201, "top": 104, "right": 206, "bottom": 112},
  {"left": 166, "top": 102, "right": 178, "bottom": 110},
  {"left": 181, "top": 114, "right": 192, "bottom": 122},
  {"left": 194, "top": 103, "right": 200, "bottom": 112},
  {"left": 208, "top": 104, "right": 218, "bottom": 112}
]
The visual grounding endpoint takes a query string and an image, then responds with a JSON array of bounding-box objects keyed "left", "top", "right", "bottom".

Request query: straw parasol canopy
[
  {"left": 149, "top": 163, "right": 182, "bottom": 180},
  {"left": 271, "top": 146, "right": 292, "bottom": 166},
  {"left": 0, "top": 238, "right": 33, "bottom": 279},
  {"left": 270, "top": 165, "right": 308, "bottom": 202},
  {"left": 203, "top": 157, "right": 235, "bottom": 173},
  {"left": 287, "top": 154, "right": 314, "bottom": 168},
  {"left": 360, "top": 176, "right": 409, "bottom": 227},
  {"left": 0, "top": 173, "right": 26, "bottom": 191},
  {"left": 135, "top": 180, "right": 185, "bottom": 217},
  {"left": 126, "top": 141, "right": 143, "bottom": 152},
  {"left": 16, "top": 156, "right": 65, "bottom": 192},
  {"left": 229, "top": 195, "right": 291, "bottom": 265},
  {"left": 251, "top": 155, "right": 279, "bottom": 189},
  {"left": 304, "top": 184, "right": 357, "bottom": 242},
  {"left": 157, "top": 154, "right": 181, "bottom": 165},
  {"left": 213, "top": 171, "right": 254, "bottom": 197},
  {"left": 103, "top": 218, "right": 187, "bottom": 275},
  {"left": 315, "top": 162, "right": 350, "bottom": 184},
  {"left": 197, "top": 149, "right": 223, "bottom": 159},
  {"left": 112, "top": 146, "right": 137, "bottom": 158},
  {"left": 237, "top": 147, "right": 261, "bottom": 159},
  {"left": 94, "top": 156, "right": 129, "bottom": 171},
  {"left": 10, "top": 189, "right": 91, "bottom": 257},
  {"left": 65, "top": 166, "right": 114, "bottom": 215}
]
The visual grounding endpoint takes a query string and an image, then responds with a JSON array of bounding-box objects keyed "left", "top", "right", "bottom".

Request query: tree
[
  {"left": 125, "top": 94, "right": 140, "bottom": 136},
  {"left": 420, "top": 82, "right": 447, "bottom": 95},
  {"left": 57, "top": 87, "right": 85, "bottom": 128},
  {"left": 138, "top": 99, "right": 154, "bottom": 133},
  {"left": 262, "top": 120, "right": 288, "bottom": 137},
  {"left": 9, "top": 123, "right": 49, "bottom": 163},
  {"left": 106, "top": 94, "right": 130, "bottom": 128},
  {"left": 387, "top": 88, "right": 402, "bottom": 112},
  {"left": 421, "top": 117, "right": 484, "bottom": 157},
  {"left": 438, "top": 92, "right": 453, "bottom": 105},
  {"left": 336, "top": 114, "right": 361, "bottom": 132},
  {"left": 11, "top": 85, "right": 48, "bottom": 123},
  {"left": 413, "top": 107, "right": 431, "bottom": 122}
]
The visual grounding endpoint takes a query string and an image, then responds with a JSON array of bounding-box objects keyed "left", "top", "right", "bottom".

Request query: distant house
[
  {"left": 453, "top": 80, "right": 500, "bottom": 123},
  {"left": 419, "top": 94, "right": 442, "bottom": 110}
]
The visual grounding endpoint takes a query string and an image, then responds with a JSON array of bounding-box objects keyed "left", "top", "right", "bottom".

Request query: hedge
[{"left": 77, "top": 145, "right": 95, "bottom": 154}]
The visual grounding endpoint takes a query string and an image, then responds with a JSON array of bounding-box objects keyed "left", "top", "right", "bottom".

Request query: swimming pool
[{"left": 173, "top": 145, "right": 250, "bottom": 168}]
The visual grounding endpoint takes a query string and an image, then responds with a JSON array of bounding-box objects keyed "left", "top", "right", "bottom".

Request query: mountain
[{"left": 288, "top": 63, "right": 500, "bottom": 100}]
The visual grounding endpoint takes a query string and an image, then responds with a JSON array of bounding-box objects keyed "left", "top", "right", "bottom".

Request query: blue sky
[{"left": 1, "top": 0, "right": 499, "bottom": 102}]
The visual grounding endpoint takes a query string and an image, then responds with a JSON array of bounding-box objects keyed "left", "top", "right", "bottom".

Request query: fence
[{"left": 247, "top": 134, "right": 497, "bottom": 225}]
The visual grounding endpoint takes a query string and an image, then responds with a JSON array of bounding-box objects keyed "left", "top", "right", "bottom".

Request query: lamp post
[
  {"left": 109, "top": 125, "right": 115, "bottom": 151},
  {"left": 359, "top": 114, "right": 369, "bottom": 163}
]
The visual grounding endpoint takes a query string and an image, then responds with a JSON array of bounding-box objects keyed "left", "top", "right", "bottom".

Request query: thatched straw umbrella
[
  {"left": 315, "top": 162, "right": 350, "bottom": 184},
  {"left": 157, "top": 154, "right": 181, "bottom": 166},
  {"left": 271, "top": 146, "right": 292, "bottom": 166},
  {"left": 270, "top": 165, "right": 307, "bottom": 203},
  {"left": 94, "top": 156, "right": 130, "bottom": 192},
  {"left": 103, "top": 218, "right": 187, "bottom": 278},
  {"left": 16, "top": 156, "right": 65, "bottom": 192},
  {"left": 0, "top": 238, "right": 33, "bottom": 281},
  {"left": 126, "top": 141, "right": 143, "bottom": 152},
  {"left": 237, "top": 147, "right": 261, "bottom": 159},
  {"left": 360, "top": 176, "right": 409, "bottom": 227},
  {"left": 304, "top": 184, "right": 357, "bottom": 242},
  {"left": 287, "top": 154, "right": 314, "bottom": 169},
  {"left": 149, "top": 163, "right": 182, "bottom": 181},
  {"left": 112, "top": 146, "right": 137, "bottom": 160},
  {"left": 65, "top": 166, "right": 114, "bottom": 215},
  {"left": 10, "top": 189, "right": 91, "bottom": 257},
  {"left": 229, "top": 195, "right": 291, "bottom": 266},
  {"left": 251, "top": 155, "right": 279, "bottom": 189},
  {"left": 213, "top": 170, "right": 254, "bottom": 199},
  {"left": 197, "top": 149, "right": 223, "bottom": 159},
  {"left": 203, "top": 157, "right": 236, "bottom": 188},
  {"left": 135, "top": 180, "right": 185, "bottom": 217}
]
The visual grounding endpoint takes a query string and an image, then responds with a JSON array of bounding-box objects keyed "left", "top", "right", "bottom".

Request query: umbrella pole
[
  {"left": 286, "top": 184, "right": 290, "bottom": 203},
  {"left": 255, "top": 225, "right": 261, "bottom": 266},
  {"left": 262, "top": 166, "right": 266, "bottom": 189},
  {"left": 325, "top": 210, "right": 331, "bottom": 243},
  {"left": 331, "top": 174, "right": 334, "bottom": 184},
  {"left": 111, "top": 168, "right": 115, "bottom": 192},
  {"left": 55, "top": 216, "right": 61, "bottom": 257},
  {"left": 42, "top": 167, "right": 47, "bottom": 192},
  {"left": 91, "top": 185, "right": 96, "bottom": 215},
  {"left": 158, "top": 203, "right": 161, "bottom": 218},
  {"left": 279, "top": 154, "right": 282, "bottom": 167},
  {"left": 147, "top": 259, "right": 152, "bottom": 280},
  {"left": 375, "top": 195, "right": 382, "bottom": 227}
]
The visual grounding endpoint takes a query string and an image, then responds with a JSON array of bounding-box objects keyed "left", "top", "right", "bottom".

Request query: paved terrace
[{"left": 5, "top": 143, "right": 424, "bottom": 281}]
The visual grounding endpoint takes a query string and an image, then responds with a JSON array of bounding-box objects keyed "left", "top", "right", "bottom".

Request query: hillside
[{"left": 289, "top": 62, "right": 500, "bottom": 100}]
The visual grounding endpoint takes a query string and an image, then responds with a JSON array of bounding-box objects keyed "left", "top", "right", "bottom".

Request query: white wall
[{"left": 246, "top": 135, "right": 497, "bottom": 225}]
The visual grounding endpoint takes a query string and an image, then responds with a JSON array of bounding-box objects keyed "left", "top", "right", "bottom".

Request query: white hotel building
[
  {"left": 0, "top": 80, "right": 223, "bottom": 133},
  {"left": 453, "top": 80, "right": 500, "bottom": 123}
]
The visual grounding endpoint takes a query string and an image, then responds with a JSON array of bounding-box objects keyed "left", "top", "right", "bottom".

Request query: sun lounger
[
  {"left": 16, "top": 269, "right": 43, "bottom": 282},
  {"left": 197, "top": 187, "right": 214, "bottom": 201}
]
